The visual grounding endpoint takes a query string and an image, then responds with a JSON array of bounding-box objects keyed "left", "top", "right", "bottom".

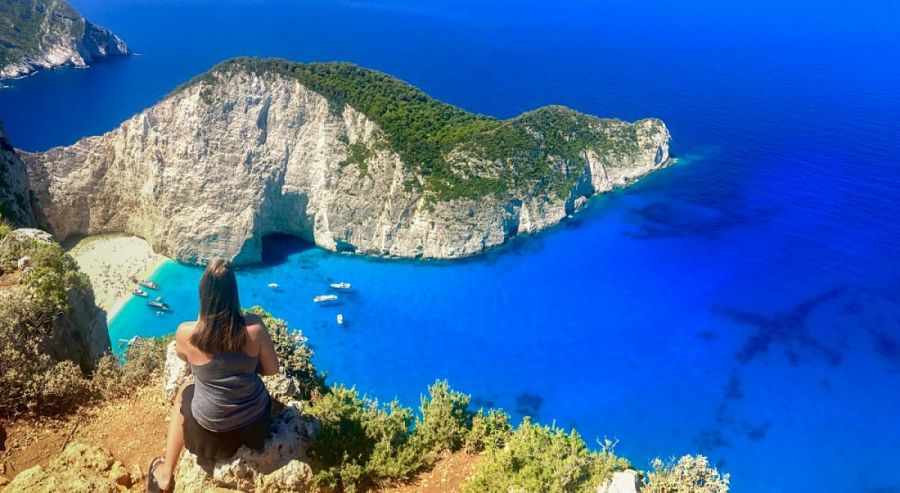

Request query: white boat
[
  {"left": 138, "top": 280, "right": 159, "bottom": 289},
  {"left": 132, "top": 288, "right": 149, "bottom": 297},
  {"left": 313, "top": 294, "right": 338, "bottom": 304},
  {"left": 337, "top": 313, "right": 344, "bottom": 325},
  {"left": 148, "top": 300, "right": 171, "bottom": 311},
  {"left": 329, "top": 282, "right": 352, "bottom": 290},
  {"left": 268, "top": 282, "right": 279, "bottom": 289}
]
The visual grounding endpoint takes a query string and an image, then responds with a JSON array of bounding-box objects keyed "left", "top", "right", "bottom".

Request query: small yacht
[
  {"left": 132, "top": 288, "right": 149, "bottom": 297},
  {"left": 138, "top": 280, "right": 159, "bottom": 290},
  {"left": 268, "top": 282, "right": 280, "bottom": 289},
  {"left": 337, "top": 313, "right": 344, "bottom": 325},
  {"left": 329, "top": 282, "right": 352, "bottom": 291},
  {"left": 148, "top": 300, "right": 171, "bottom": 311},
  {"left": 313, "top": 294, "right": 338, "bottom": 304}
]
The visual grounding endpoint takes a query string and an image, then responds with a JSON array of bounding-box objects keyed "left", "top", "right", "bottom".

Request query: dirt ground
[{"left": 1, "top": 384, "right": 168, "bottom": 485}]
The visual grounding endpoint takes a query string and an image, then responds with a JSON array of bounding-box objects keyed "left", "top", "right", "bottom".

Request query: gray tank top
[{"left": 190, "top": 350, "right": 270, "bottom": 432}]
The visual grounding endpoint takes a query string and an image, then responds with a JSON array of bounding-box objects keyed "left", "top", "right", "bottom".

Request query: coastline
[{"left": 66, "top": 234, "right": 169, "bottom": 321}]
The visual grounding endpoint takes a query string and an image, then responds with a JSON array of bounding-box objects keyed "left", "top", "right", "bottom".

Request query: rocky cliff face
[
  {"left": 0, "top": 126, "right": 35, "bottom": 226},
  {"left": 23, "top": 58, "right": 671, "bottom": 264},
  {"left": 0, "top": 0, "right": 129, "bottom": 79}
]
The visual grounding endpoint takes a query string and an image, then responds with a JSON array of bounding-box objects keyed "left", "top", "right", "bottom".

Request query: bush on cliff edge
[{"left": 0, "top": 222, "right": 97, "bottom": 417}]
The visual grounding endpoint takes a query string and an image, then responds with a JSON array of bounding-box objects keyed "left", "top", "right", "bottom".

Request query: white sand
[{"left": 67, "top": 234, "right": 167, "bottom": 318}]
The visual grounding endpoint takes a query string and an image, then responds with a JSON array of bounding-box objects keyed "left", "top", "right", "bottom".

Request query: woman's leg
[{"left": 154, "top": 382, "right": 188, "bottom": 491}]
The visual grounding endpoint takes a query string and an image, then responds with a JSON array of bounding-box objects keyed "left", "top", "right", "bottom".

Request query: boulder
[
  {"left": 4, "top": 443, "right": 139, "bottom": 493},
  {"left": 598, "top": 470, "right": 643, "bottom": 493},
  {"left": 10, "top": 228, "right": 54, "bottom": 244},
  {"left": 163, "top": 340, "right": 192, "bottom": 400},
  {"left": 174, "top": 400, "right": 317, "bottom": 492}
]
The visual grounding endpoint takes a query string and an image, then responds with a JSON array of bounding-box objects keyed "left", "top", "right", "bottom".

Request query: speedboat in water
[
  {"left": 268, "top": 282, "right": 279, "bottom": 289},
  {"left": 138, "top": 280, "right": 159, "bottom": 290},
  {"left": 329, "top": 282, "right": 352, "bottom": 290},
  {"left": 132, "top": 288, "right": 149, "bottom": 297},
  {"left": 313, "top": 294, "right": 338, "bottom": 304},
  {"left": 337, "top": 313, "right": 344, "bottom": 325}
]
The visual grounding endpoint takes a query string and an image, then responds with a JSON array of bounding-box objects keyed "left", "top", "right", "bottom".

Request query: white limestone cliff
[{"left": 23, "top": 61, "right": 671, "bottom": 264}]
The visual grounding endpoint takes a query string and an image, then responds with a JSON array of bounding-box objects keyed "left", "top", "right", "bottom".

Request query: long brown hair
[{"left": 191, "top": 258, "right": 247, "bottom": 353}]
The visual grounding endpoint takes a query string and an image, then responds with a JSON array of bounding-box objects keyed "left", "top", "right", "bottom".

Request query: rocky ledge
[
  {"left": 0, "top": 0, "right": 129, "bottom": 79},
  {"left": 23, "top": 57, "right": 670, "bottom": 264}
]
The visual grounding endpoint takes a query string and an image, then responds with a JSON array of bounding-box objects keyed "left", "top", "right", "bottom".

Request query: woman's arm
[{"left": 247, "top": 314, "right": 280, "bottom": 376}]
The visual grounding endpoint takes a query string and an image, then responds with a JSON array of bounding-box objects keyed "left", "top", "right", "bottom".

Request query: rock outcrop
[
  {"left": 0, "top": 125, "right": 35, "bottom": 226},
  {"left": 0, "top": 0, "right": 129, "bottom": 79},
  {"left": 162, "top": 341, "right": 317, "bottom": 492},
  {"left": 24, "top": 58, "right": 671, "bottom": 265},
  {"left": 597, "top": 470, "right": 643, "bottom": 493},
  {"left": 3, "top": 443, "right": 140, "bottom": 493},
  {"left": 174, "top": 400, "right": 316, "bottom": 492}
]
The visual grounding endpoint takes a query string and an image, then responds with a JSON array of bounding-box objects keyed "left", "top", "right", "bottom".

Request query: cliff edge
[
  {"left": 23, "top": 57, "right": 671, "bottom": 264},
  {"left": 0, "top": 124, "right": 35, "bottom": 227},
  {"left": 0, "top": 0, "right": 129, "bottom": 79}
]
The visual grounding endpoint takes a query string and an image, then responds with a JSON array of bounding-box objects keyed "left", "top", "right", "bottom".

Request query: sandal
[{"left": 147, "top": 456, "right": 174, "bottom": 492}]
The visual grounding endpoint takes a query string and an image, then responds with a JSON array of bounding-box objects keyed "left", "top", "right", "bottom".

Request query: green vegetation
[
  {"left": 465, "top": 420, "right": 629, "bottom": 493},
  {"left": 183, "top": 57, "right": 650, "bottom": 202},
  {"left": 0, "top": 0, "right": 85, "bottom": 69},
  {"left": 645, "top": 455, "right": 730, "bottom": 493},
  {"left": 339, "top": 141, "right": 374, "bottom": 177},
  {"left": 0, "top": 220, "right": 93, "bottom": 417},
  {"left": 306, "top": 380, "right": 511, "bottom": 492}
]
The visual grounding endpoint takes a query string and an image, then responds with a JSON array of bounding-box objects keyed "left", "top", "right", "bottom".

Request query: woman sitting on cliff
[{"left": 148, "top": 258, "right": 280, "bottom": 493}]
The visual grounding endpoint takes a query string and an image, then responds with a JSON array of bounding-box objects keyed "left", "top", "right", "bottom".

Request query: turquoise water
[{"left": 3, "top": 1, "right": 900, "bottom": 491}]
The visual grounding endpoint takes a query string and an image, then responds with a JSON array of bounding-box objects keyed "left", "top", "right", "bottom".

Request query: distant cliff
[
  {"left": 23, "top": 57, "right": 671, "bottom": 264},
  {"left": 0, "top": 0, "right": 129, "bottom": 79}
]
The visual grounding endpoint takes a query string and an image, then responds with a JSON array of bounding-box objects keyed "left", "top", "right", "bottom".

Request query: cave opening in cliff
[{"left": 260, "top": 233, "right": 313, "bottom": 265}]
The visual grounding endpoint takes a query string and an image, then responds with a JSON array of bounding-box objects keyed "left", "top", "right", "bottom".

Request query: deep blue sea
[{"left": 2, "top": 1, "right": 899, "bottom": 491}]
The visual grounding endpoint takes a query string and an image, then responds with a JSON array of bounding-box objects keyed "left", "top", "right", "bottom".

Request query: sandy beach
[{"left": 67, "top": 234, "right": 167, "bottom": 318}]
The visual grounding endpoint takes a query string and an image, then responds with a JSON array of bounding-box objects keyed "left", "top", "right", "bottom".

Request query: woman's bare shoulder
[
  {"left": 243, "top": 313, "right": 268, "bottom": 338},
  {"left": 174, "top": 322, "right": 196, "bottom": 344}
]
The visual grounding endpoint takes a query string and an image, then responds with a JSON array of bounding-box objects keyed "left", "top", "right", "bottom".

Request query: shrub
[
  {"left": 644, "top": 455, "right": 730, "bottom": 493},
  {"left": 92, "top": 335, "right": 173, "bottom": 399},
  {"left": 412, "top": 380, "right": 474, "bottom": 456},
  {"left": 0, "top": 223, "right": 130, "bottom": 417},
  {"left": 464, "top": 408, "right": 512, "bottom": 452},
  {"left": 0, "top": 290, "right": 95, "bottom": 416},
  {"left": 246, "top": 306, "right": 326, "bottom": 400},
  {"left": 307, "top": 385, "right": 421, "bottom": 492},
  {"left": 464, "top": 418, "right": 628, "bottom": 493}
]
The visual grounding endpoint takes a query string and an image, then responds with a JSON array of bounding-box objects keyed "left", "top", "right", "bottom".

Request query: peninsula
[
  {"left": 0, "top": 0, "right": 129, "bottom": 79},
  {"left": 23, "top": 57, "right": 670, "bottom": 264}
]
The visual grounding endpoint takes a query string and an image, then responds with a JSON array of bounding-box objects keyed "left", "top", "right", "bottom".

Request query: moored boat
[
  {"left": 329, "top": 282, "right": 352, "bottom": 290},
  {"left": 148, "top": 300, "right": 171, "bottom": 311},
  {"left": 132, "top": 288, "right": 149, "bottom": 297},
  {"left": 138, "top": 280, "right": 159, "bottom": 290},
  {"left": 313, "top": 294, "right": 338, "bottom": 304}
]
